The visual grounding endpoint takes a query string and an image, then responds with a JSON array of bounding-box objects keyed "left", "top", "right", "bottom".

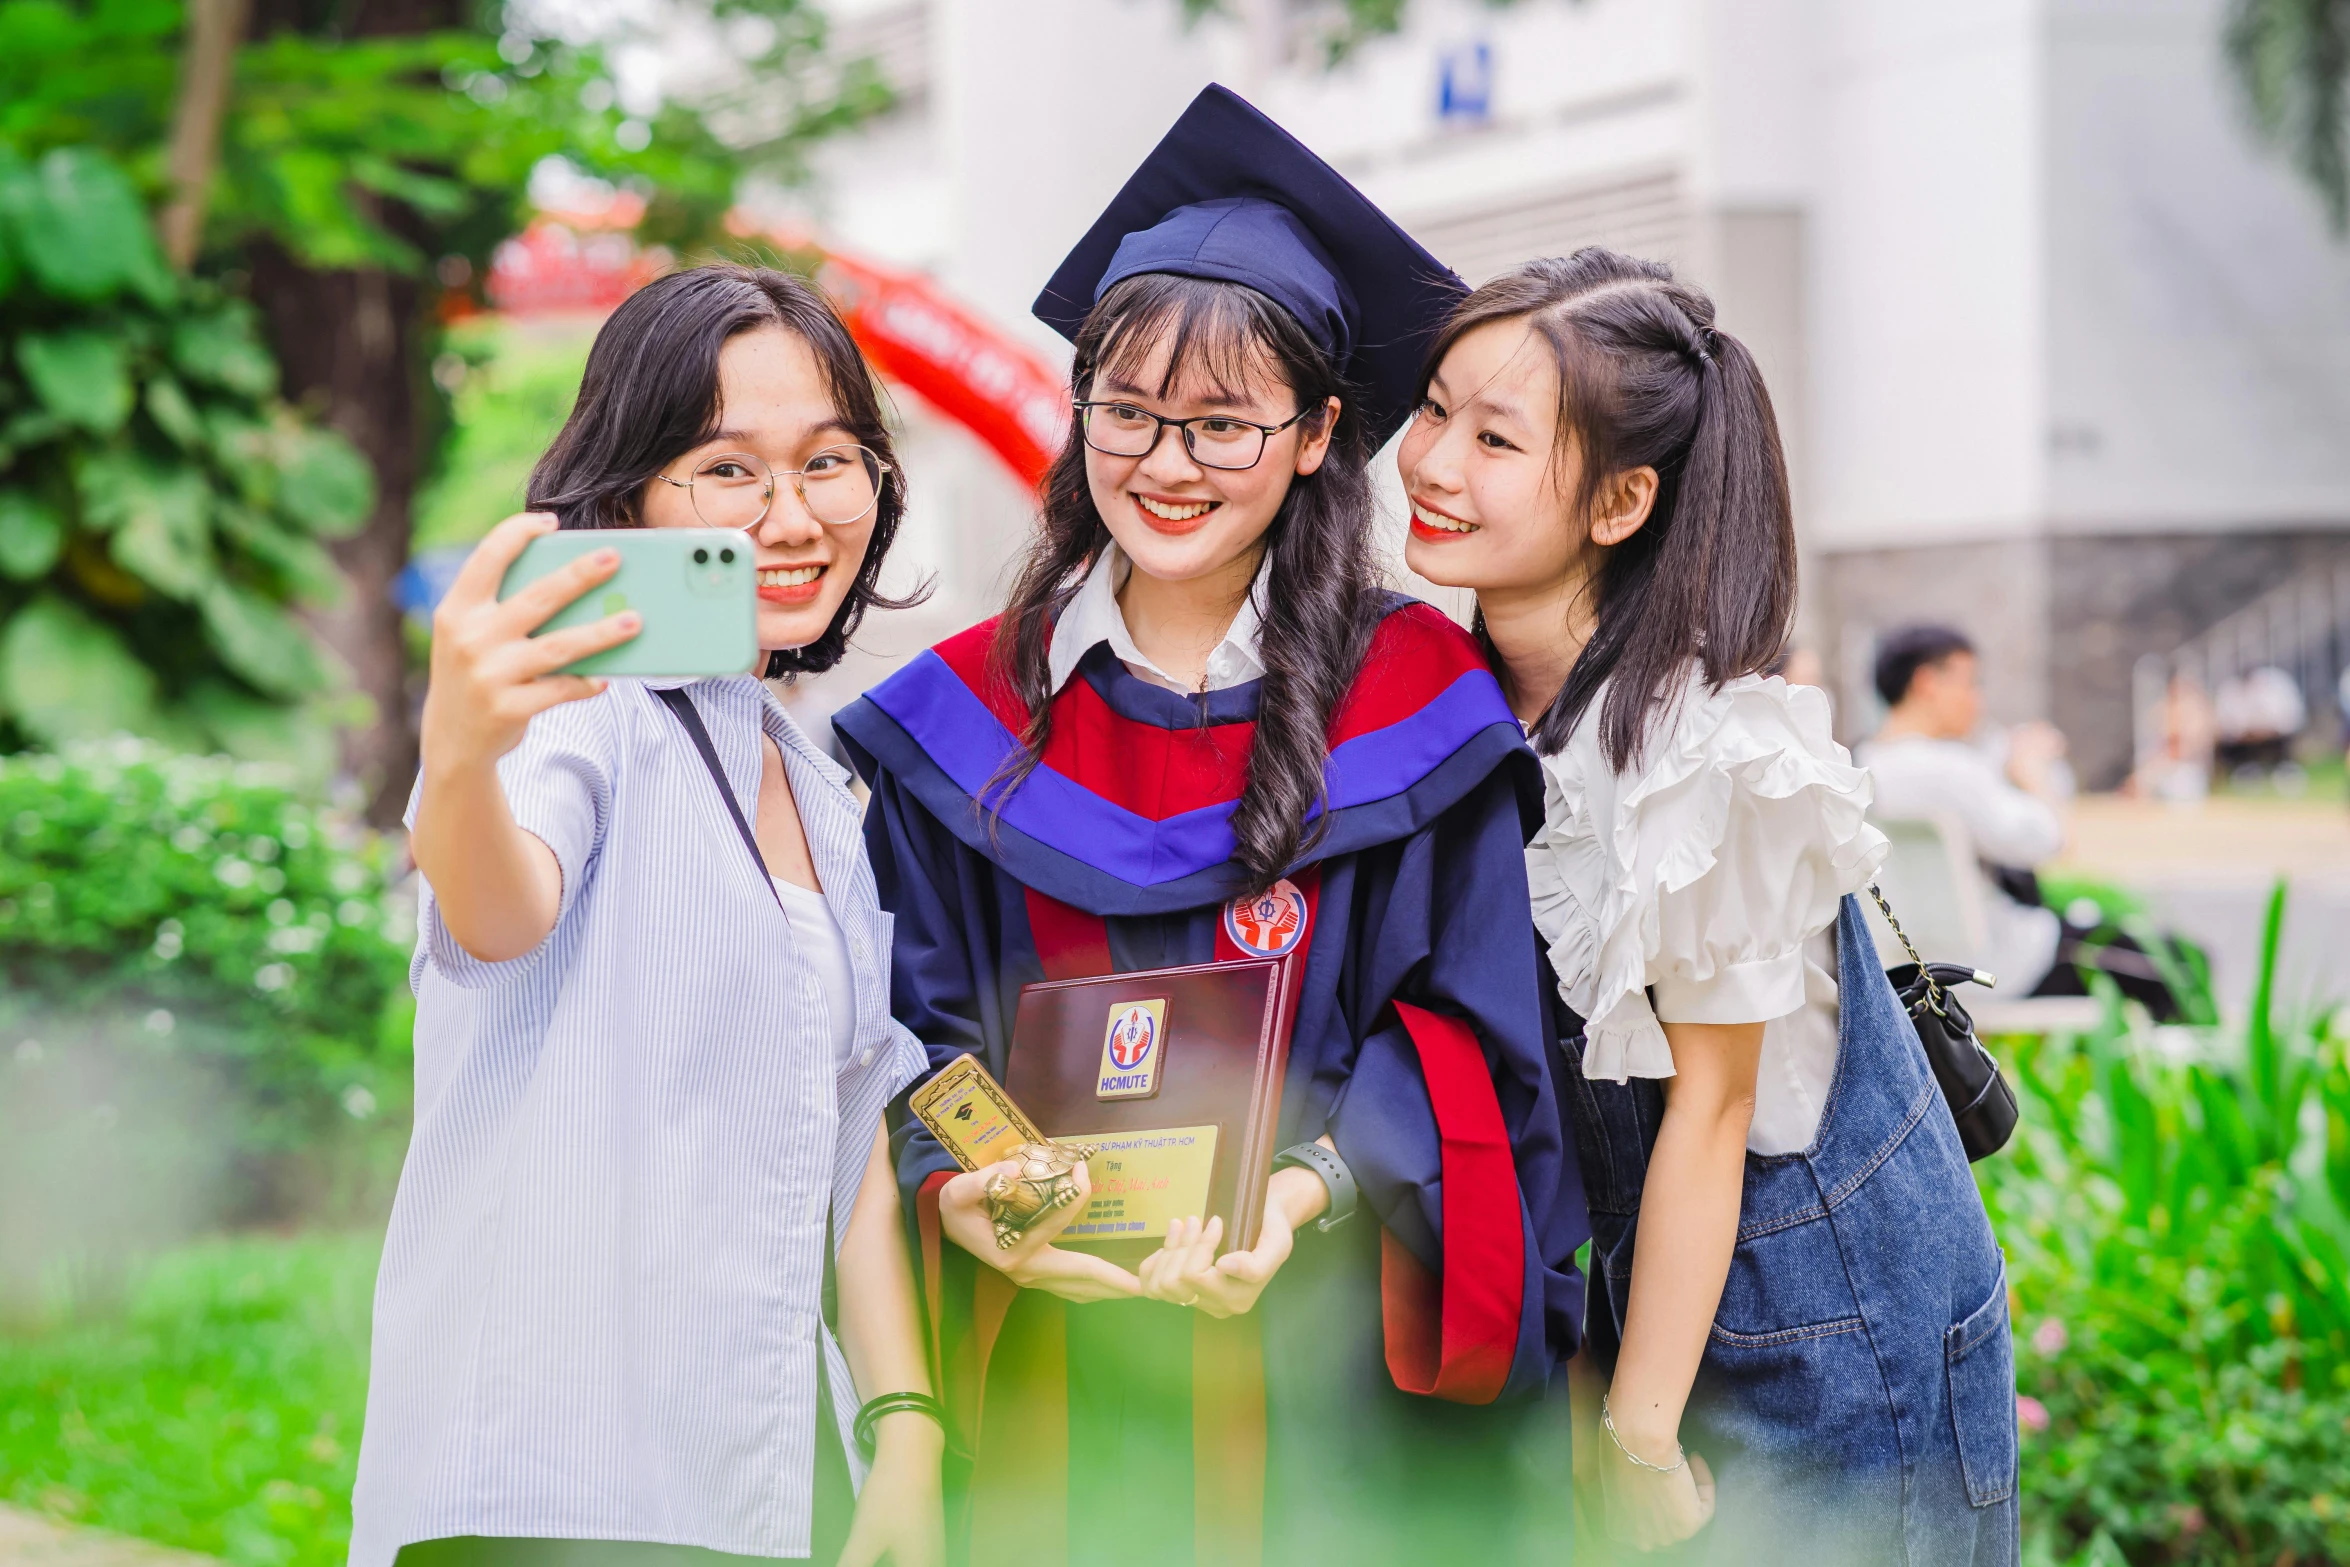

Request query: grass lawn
[{"left": 0, "top": 1233, "right": 379, "bottom": 1567}]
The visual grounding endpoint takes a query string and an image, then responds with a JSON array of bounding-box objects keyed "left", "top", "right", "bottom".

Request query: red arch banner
[{"left": 818, "top": 249, "right": 1069, "bottom": 489}]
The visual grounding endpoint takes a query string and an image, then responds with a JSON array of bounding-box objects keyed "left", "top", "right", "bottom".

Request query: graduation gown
[{"left": 836, "top": 599, "right": 1589, "bottom": 1567}]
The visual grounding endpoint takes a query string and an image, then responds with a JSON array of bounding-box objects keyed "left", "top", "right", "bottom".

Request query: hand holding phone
[
  {"left": 422, "top": 513, "right": 640, "bottom": 775},
  {"left": 496, "top": 526, "right": 756, "bottom": 680}
]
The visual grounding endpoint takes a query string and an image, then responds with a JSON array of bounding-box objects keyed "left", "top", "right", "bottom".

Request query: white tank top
[{"left": 772, "top": 877, "right": 858, "bottom": 1069}]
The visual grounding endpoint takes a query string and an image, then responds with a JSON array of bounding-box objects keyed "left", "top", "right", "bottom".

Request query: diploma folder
[{"left": 1005, "top": 957, "right": 1297, "bottom": 1258}]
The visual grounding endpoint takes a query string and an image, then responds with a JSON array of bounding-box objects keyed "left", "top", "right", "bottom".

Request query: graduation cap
[{"left": 1033, "top": 84, "right": 1467, "bottom": 448}]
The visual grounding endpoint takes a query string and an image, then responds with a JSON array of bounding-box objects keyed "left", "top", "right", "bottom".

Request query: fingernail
[
  {"left": 596, "top": 550, "right": 619, "bottom": 567},
  {"left": 620, "top": 613, "right": 641, "bottom": 630}
]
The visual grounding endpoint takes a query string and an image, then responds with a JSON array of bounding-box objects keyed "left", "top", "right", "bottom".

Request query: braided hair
[{"left": 1416, "top": 247, "right": 1796, "bottom": 767}]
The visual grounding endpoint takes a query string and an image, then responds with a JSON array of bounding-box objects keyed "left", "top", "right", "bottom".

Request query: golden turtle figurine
[{"left": 982, "top": 1139, "right": 1100, "bottom": 1249}]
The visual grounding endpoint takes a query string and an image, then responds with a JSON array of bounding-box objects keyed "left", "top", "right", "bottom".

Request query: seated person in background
[
  {"left": 2131, "top": 669, "right": 2216, "bottom": 803},
  {"left": 1857, "top": 624, "right": 2067, "bottom": 997},
  {"left": 2213, "top": 665, "right": 2307, "bottom": 776},
  {"left": 1859, "top": 624, "right": 2188, "bottom": 1020}
]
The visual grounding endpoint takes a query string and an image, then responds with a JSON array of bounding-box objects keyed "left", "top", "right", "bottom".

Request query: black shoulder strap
[{"left": 653, "top": 686, "right": 782, "bottom": 909}]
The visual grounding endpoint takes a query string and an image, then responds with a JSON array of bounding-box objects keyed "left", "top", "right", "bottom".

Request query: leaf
[
  {"left": 348, "top": 154, "right": 474, "bottom": 219},
  {"left": 103, "top": 461, "right": 217, "bottom": 601},
  {"left": 0, "top": 148, "right": 174, "bottom": 306},
  {"left": 2249, "top": 879, "right": 2288, "bottom": 1135},
  {"left": 0, "top": 489, "right": 63, "bottom": 579},
  {"left": 199, "top": 580, "right": 326, "bottom": 697},
  {"left": 0, "top": 151, "right": 19, "bottom": 302},
  {"left": 172, "top": 307, "right": 279, "bottom": 399},
  {"left": 62, "top": 531, "right": 149, "bottom": 606},
  {"left": 184, "top": 678, "right": 336, "bottom": 775},
  {"left": 0, "top": 594, "right": 160, "bottom": 742},
  {"left": 275, "top": 426, "right": 375, "bottom": 537},
  {"left": 144, "top": 374, "right": 205, "bottom": 448},
  {"left": 219, "top": 506, "right": 345, "bottom": 605},
  {"left": 201, "top": 405, "right": 275, "bottom": 503},
  {"left": 256, "top": 145, "right": 421, "bottom": 272},
  {"left": 0, "top": 409, "right": 62, "bottom": 452},
  {"left": 75, "top": 450, "right": 170, "bottom": 534},
  {"left": 17, "top": 329, "right": 133, "bottom": 434}
]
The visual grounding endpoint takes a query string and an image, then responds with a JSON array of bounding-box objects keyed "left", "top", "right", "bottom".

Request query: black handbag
[{"left": 1866, "top": 885, "right": 2019, "bottom": 1162}]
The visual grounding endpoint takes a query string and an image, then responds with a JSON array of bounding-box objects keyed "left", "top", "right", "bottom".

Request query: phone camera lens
[
  {"left": 718, "top": 548, "right": 736, "bottom": 565},
  {"left": 692, "top": 547, "right": 710, "bottom": 565}
]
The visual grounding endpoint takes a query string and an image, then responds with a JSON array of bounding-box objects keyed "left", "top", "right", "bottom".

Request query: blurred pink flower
[
  {"left": 2031, "top": 1318, "right": 2068, "bottom": 1356},
  {"left": 2167, "top": 1504, "right": 2206, "bottom": 1537},
  {"left": 2016, "top": 1395, "right": 2050, "bottom": 1433}
]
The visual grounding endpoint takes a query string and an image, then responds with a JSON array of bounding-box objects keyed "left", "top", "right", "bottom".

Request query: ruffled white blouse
[{"left": 1525, "top": 669, "right": 1890, "bottom": 1155}]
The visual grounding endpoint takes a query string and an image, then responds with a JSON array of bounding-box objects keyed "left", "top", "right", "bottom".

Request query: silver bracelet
[{"left": 1600, "top": 1393, "right": 1688, "bottom": 1475}]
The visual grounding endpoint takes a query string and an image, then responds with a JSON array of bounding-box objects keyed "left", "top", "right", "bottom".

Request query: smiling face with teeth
[
  {"left": 1082, "top": 334, "right": 1338, "bottom": 601},
  {"left": 1397, "top": 317, "right": 1658, "bottom": 603},
  {"left": 639, "top": 326, "right": 876, "bottom": 663}
]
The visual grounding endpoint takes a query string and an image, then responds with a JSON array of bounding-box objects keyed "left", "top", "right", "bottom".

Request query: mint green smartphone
[{"left": 497, "top": 527, "right": 757, "bottom": 678}]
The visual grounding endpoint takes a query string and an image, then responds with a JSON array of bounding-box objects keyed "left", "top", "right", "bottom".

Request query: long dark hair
[
  {"left": 989, "top": 273, "right": 1385, "bottom": 893},
  {"left": 527, "top": 263, "right": 922, "bottom": 676},
  {"left": 1421, "top": 248, "right": 1795, "bottom": 767}
]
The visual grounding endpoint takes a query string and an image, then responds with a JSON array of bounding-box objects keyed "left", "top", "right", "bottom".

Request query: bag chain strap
[{"left": 1866, "top": 882, "right": 1948, "bottom": 1018}]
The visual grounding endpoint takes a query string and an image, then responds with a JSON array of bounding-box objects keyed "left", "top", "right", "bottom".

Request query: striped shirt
[{"left": 350, "top": 677, "right": 927, "bottom": 1567}]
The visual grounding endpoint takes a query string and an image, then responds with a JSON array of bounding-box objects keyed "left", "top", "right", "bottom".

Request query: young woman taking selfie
[
  {"left": 350, "top": 265, "right": 943, "bottom": 1567},
  {"left": 835, "top": 89, "right": 1587, "bottom": 1567},
  {"left": 1399, "top": 249, "right": 2018, "bottom": 1564}
]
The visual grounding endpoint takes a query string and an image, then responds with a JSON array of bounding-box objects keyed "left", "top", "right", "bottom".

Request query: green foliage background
[
  {"left": 0, "top": 0, "right": 889, "bottom": 769},
  {"left": 2227, "top": 0, "right": 2350, "bottom": 232},
  {"left": 0, "top": 741, "right": 413, "bottom": 1145},
  {"left": 1986, "top": 885, "right": 2350, "bottom": 1565},
  {"left": 0, "top": 0, "right": 889, "bottom": 279},
  {"left": 0, "top": 148, "right": 373, "bottom": 762}
]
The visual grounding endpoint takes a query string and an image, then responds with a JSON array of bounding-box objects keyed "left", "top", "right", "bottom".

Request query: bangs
[{"left": 1083, "top": 274, "right": 1292, "bottom": 405}]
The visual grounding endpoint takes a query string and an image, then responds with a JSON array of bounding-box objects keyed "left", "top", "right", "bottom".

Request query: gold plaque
[
  {"left": 1095, "top": 998, "right": 1169, "bottom": 1100},
  {"left": 909, "top": 1053, "right": 1046, "bottom": 1172},
  {"left": 1057, "top": 1124, "right": 1220, "bottom": 1242}
]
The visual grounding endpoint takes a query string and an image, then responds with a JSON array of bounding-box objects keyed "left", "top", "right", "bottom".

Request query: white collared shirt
[
  {"left": 1046, "top": 541, "right": 1268, "bottom": 696},
  {"left": 356, "top": 677, "right": 928, "bottom": 1567}
]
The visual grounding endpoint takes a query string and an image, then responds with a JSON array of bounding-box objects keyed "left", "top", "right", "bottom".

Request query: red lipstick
[{"left": 1408, "top": 498, "right": 1478, "bottom": 542}]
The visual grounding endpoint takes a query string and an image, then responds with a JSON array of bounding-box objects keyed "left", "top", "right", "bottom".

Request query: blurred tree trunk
[
  {"left": 246, "top": 0, "right": 465, "bottom": 825},
  {"left": 247, "top": 245, "right": 429, "bottom": 823},
  {"left": 160, "top": 0, "right": 252, "bottom": 269}
]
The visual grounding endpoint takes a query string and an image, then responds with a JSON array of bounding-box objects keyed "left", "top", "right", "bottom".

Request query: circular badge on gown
[{"left": 1224, "top": 878, "right": 1308, "bottom": 959}]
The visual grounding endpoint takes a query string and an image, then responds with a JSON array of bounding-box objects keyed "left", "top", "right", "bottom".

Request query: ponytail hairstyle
[
  {"left": 988, "top": 272, "right": 1386, "bottom": 894},
  {"left": 527, "top": 263, "right": 922, "bottom": 678},
  {"left": 1421, "top": 247, "right": 1795, "bottom": 767}
]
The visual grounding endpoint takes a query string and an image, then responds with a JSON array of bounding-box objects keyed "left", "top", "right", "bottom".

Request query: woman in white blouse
[
  {"left": 354, "top": 268, "right": 941, "bottom": 1567},
  {"left": 1397, "top": 249, "right": 2017, "bottom": 1564}
]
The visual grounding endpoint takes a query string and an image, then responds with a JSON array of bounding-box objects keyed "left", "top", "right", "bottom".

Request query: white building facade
[{"left": 788, "top": 0, "right": 2350, "bottom": 783}]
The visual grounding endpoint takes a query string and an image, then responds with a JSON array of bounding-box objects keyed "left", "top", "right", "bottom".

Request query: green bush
[
  {"left": 0, "top": 145, "right": 373, "bottom": 763},
  {"left": 1984, "top": 882, "right": 2350, "bottom": 1565},
  {"left": 0, "top": 740, "right": 413, "bottom": 1143}
]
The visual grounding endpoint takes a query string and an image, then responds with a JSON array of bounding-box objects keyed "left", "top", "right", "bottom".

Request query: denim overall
[{"left": 1571, "top": 897, "right": 2020, "bottom": 1565}]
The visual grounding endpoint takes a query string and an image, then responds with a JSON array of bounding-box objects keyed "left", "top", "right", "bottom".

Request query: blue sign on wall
[{"left": 1438, "top": 41, "right": 1493, "bottom": 126}]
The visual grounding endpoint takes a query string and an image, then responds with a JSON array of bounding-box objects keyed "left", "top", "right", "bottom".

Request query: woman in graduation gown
[{"left": 835, "top": 87, "right": 1589, "bottom": 1567}]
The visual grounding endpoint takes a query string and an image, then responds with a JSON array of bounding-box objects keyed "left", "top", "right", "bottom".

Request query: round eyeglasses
[
  {"left": 653, "top": 445, "right": 890, "bottom": 530},
  {"left": 1073, "top": 401, "right": 1312, "bottom": 472}
]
